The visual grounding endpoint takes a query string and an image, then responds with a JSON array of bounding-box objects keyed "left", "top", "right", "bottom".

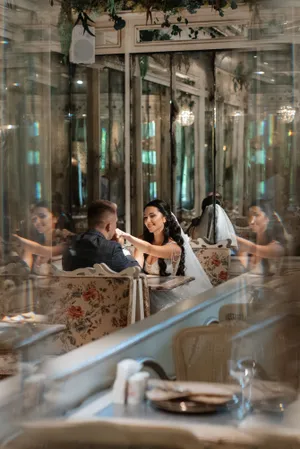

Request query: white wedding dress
[
  {"left": 192, "top": 204, "right": 237, "bottom": 247},
  {"left": 146, "top": 219, "right": 212, "bottom": 314}
]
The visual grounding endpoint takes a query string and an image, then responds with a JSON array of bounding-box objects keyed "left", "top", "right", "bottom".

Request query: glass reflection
[{"left": 100, "top": 63, "right": 125, "bottom": 228}]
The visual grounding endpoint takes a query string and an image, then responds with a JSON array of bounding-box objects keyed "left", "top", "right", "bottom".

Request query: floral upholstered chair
[
  {"left": 190, "top": 239, "right": 231, "bottom": 287},
  {"left": 52, "top": 263, "right": 150, "bottom": 321},
  {"left": 36, "top": 275, "right": 135, "bottom": 354}
]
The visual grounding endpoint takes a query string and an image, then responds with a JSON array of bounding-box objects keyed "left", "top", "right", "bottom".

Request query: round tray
[{"left": 149, "top": 395, "right": 238, "bottom": 414}]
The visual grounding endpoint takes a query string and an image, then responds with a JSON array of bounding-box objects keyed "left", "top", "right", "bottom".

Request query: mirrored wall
[
  {"left": 130, "top": 46, "right": 299, "bottom": 249},
  {"left": 1, "top": 2, "right": 300, "bottom": 258}
]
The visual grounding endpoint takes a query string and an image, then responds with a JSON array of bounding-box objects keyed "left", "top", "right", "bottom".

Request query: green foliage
[
  {"left": 51, "top": 0, "right": 239, "bottom": 33},
  {"left": 50, "top": 0, "right": 242, "bottom": 60},
  {"left": 57, "top": 1, "right": 73, "bottom": 62}
]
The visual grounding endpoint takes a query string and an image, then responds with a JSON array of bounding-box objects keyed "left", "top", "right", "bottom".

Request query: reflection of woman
[
  {"left": 21, "top": 201, "right": 73, "bottom": 272},
  {"left": 31, "top": 201, "right": 73, "bottom": 246},
  {"left": 188, "top": 193, "right": 237, "bottom": 247},
  {"left": 237, "top": 201, "right": 286, "bottom": 275},
  {"left": 117, "top": 199, "right": 211, "bottom": 313}
]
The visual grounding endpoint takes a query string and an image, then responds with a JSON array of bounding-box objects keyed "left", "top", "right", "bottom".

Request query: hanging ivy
[
  {"left": 49, "top": 0, "right": 253, "bottom": 60},
  {"left": 50, "top": 0, "right": 242, "bottom": 36}
]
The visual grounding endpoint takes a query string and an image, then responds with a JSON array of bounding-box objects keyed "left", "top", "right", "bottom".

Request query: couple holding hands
[{"left": 15, "top": 199, "right": 212, "bottom": 313}]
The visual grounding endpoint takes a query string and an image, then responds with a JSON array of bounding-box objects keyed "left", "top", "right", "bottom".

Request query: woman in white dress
[{"left": 116, "top": 199, "right": 212, "bottom": 313}]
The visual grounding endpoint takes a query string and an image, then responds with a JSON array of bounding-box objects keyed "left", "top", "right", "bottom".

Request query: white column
[
  {"left": 124, "top": 51, "right": 131, "bottom": 233},
  {"left": 197, "top": 96, "right": 207, "bottom": 214}
]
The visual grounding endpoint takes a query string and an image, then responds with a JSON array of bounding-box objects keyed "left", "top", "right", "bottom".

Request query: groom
[{"left": 62, "top": 200, "right": 140, "bottom": 272}]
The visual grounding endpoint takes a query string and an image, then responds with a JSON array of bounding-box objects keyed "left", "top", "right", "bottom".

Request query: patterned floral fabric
[
  {"left": 36, "top": 276, "right": 134, "bottom": 353},
  {"left": 193, "top": 248, "right": 230, "bottom": 287},
  {"left": 0, "top": 350, "right": 17, "bottom": 376}
]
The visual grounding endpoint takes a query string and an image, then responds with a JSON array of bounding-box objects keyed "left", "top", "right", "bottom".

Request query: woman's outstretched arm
[
  {"left": 12, "top": 235, "right": 65, "bottom": 258},
  {"left": 236, "top": 236, "right": 284, "bottom": 258},
  {"left": 116, "top": 229, "right": 181, "bottom": 259}
]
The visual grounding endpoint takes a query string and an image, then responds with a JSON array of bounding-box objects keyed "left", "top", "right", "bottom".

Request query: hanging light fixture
[
  {"left": 277, "top": 105, "right": 296, "bottom": 124},
  {"left": 231, "top": 110, "right": 243, "bottom": 122},
  {"left": 177, "top": 105, "right": 195, "bottom": 127}
]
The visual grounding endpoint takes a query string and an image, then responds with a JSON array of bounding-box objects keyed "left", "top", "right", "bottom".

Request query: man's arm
[{"left": 110, "top": 243, "right": 140, "bottom": 272}]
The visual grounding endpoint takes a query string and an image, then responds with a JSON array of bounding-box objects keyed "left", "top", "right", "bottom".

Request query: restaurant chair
[
  {"left": 219, "top": 303, "right": 248, "bottom": 322},
  {"left": 52, "top": 263, "right": 150, "bottom": 321},
  {"left": 0, "top": 323, "right": 65, "bottom": 379},
  {"left": 190, "top": 238, "right": 231, "bottom": 286},
  {"left": 0, "top": 271, "right": 38, "bottom": 378},
  {"left": 172, "top": 323, "right": 246, "bottom": 383},
  {"left": 36, "top": 275, "right": 136, "bottom": 354},
  {"left": 0, "top": 349, "right": 17, "bottom": 379},
  {"left": 92, "top": 264, "right": 150, "bottom": 320}
]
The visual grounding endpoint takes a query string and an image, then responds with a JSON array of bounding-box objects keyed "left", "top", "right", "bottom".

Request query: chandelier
[
  {"left": 231, "top": 110, "right": 243, "bottom": 122},
  {"left": 177, "top": 105, "right": 195, "bottom": 127},
  {"left": 277, "top": 105, "right": 296, "bottom": 124}
]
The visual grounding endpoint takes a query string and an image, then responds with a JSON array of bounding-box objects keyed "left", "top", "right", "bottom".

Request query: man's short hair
[{"left": 88, "top": 200, "right": 117, "bottom": 229}]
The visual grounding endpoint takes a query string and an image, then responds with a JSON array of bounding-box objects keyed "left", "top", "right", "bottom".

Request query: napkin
[{"left": 147, "top": 380, "right": 236, "bottom": 404}]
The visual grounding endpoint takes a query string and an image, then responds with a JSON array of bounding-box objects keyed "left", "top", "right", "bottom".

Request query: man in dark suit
[{"left": 63, "top": 200, "right": 139, "bottom": 272}]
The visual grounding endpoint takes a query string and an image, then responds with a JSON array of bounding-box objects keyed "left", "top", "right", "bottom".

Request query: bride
[{"left": 116, "top": 199, "right": 212, "bottom": 313}]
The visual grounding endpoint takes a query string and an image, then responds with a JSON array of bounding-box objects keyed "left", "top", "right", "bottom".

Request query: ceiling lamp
[
  {"left": 277, "top": 105, "right": 296, "bottom": 124},
  {"left": 232, "top": 110, "right": 243, "bottom": 122},
  {"left": 177, "top": 105, "right": 195, "bottom": 127}
]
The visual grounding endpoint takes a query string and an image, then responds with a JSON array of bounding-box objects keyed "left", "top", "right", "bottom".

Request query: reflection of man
[{"left": 63, "top": 200, "right": 139, "bottom": 272}]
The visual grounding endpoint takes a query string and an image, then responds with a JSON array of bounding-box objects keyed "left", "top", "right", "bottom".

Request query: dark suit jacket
[{"left": 62, "top": 229, "right": 139, "bottom": 272}]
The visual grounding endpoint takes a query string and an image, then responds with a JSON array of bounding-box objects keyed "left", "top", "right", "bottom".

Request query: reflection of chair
[
  {"left": 232, "top": 315, "right": 300, "bottom": 389},
  {"left": 190, "top": 239, "right": 231, "bottom": 286},
  {"left": 173, "top": 323, "right": 246, "bottom": 383},
  {"left": 219, "top": 303, "right": 248, "bottom": 322},
  {"left": 0, "top": 349, "right": 17, "bottom": 379},
  {"left": 0, "top": 324, "right": 65, "bottom": 379},
  {"left": 36, "top": 275, "right": 136, "bottom": 354}
]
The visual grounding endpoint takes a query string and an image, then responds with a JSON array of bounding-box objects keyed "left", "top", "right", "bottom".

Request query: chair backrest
[
  {"left": 36, "top": 275, "right": 135, "bottom": 353},
  {"left": 219, "top": 303, "right": 248, "bottom": 322},
  {"left": 52, "top": 263, "right": 150, "bottom": 320},
  {"left": 190, "top": 239, "right": 231, "bottom": 286},
  {"left": 173, "top": 323, "right": 246, "bottom": 383},
  {"left": 0, "top": 277, "right": 36, "bottom": 318}
]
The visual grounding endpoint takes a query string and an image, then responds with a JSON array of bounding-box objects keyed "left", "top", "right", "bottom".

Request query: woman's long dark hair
[
  {"left": 143, "top": 199, "right": 185, "bottom": 276},
  {"left": 249, "top": 200, "right": 286, "bottom": 247}
]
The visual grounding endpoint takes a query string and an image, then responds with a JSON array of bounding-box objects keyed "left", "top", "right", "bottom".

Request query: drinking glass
[{"left": 228, "top": 357, "right": 255, "bottom": 419}]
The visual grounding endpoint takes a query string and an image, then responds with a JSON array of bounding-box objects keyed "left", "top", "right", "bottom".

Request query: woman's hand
[
  {"left": 115, "top": 229, "right": 181, "bottom": 259},
  {"left": 236, "top": 236, "right": 250, "bottom": 252},
  {"left": 115, "top": 228, "right": 130, "bottom": 241},
  {"left": 112, "top": 229, "right": 125, "bottom": 246}
]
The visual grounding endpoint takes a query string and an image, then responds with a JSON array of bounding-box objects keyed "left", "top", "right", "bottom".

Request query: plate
[{"left": 149, "top": 395, "right": 238, "bottom": 414}]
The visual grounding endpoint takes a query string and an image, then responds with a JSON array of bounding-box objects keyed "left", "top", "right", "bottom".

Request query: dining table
[
  {"left": 55, "top": 378, "right": 300, "bottom": 449},
  {"left": 146, "top": 275, "right": 195, "bottom": 291}
]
